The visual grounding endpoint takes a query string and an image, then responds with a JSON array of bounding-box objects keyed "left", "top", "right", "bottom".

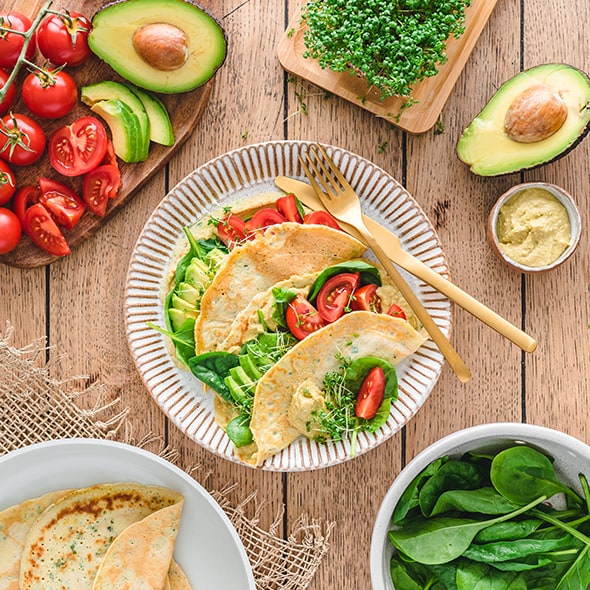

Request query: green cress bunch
[{"left": 300, "top": 0, "right": 471, "bottom": 102}]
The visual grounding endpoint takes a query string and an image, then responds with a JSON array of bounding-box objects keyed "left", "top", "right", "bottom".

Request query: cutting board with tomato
[
  {"left": 0, "top": 0, "right": 220, "bottom": 268},
  {"left": 278, "top": 0, "right": 499, "bottom": 134}
]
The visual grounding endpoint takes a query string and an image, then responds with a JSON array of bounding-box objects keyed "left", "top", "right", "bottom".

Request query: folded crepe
[
  {"left": 18, "top": 483, "right": 184, "bottom": 590},
  {"left": 246, "top": 311, "right": 428, "bottom": 466},
  {"left": 195, "top": 222, "right": 366, "bottom": 353}
]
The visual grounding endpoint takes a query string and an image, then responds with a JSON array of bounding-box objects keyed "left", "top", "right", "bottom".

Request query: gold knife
[{"left": 275, "top": 176, "right": 537, "bottom": 353}]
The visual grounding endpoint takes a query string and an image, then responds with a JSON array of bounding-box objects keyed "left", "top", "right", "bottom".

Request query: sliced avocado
[
  {"left": 90, "top": 99, "right": 144, "bottom": 163},
  {"left": 225, "top": 376, "right": 248, "bottom": 404},
  {"left": 239, "top": 353, "right": 262, "bottom": 381},
  {"left": 176, "top": 282, "right": 201, "bottom": 306},
  {"left": 125, "top": 84, "right": 175, "bottom": 146},
  {"left": 185, "top": 258, "right": 210, "bottom": 289},
  {"left": 169, "top": 307, "right": 197, "bottom": 331},
  {"left": 171, "top": 292, "right": 195, "bottom": 311},
  {"left": 88, "top": 0, "right": 227, "bottom": 94},
  {"left": 457, "top": 64, "right": 590, "bottom": 176},
  {"left": 81, "top": 81, "right": 150, "bottom": 160}
]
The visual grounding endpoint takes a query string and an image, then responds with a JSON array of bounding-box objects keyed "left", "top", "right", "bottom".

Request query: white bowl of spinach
[{"left": 370, "top": 423, "right": 590, "bottom": 590}]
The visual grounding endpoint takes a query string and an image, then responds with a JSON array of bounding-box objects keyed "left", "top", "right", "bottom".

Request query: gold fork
[{"left": 300, "top": 144, "right": 472, "bottom": 383}]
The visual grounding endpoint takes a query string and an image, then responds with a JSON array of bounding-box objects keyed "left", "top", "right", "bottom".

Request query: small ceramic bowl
[
  {"left": 370, "top": 423, "right": 590, "bottom": 590},
  {"left": 487, "top": 182, "right": 581, "bottom": 273}
]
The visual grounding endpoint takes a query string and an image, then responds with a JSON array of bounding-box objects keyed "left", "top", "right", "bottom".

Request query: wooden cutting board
[
  {"left": 0, "top": 0, "right": 220, "bottom": 268},
  {"left": 278, "top": 0, "right": 499, "bottom": 134}
]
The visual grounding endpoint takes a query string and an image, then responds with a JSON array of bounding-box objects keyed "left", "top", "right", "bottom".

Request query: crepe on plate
[{"left": 4, "top": 482, "right": 187, "bottom": 590}]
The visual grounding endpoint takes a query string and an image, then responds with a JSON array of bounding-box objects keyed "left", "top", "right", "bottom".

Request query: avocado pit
[
  {"left": 132, "top": 23, "right": 189, "bottom": 71},
  {"left": 504, "top": 84, "right": 568, "bottom": 143}
]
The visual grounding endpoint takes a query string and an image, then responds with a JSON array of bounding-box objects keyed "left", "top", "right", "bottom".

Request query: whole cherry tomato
[
  {"left": 0, "top": 113, "right": 46, "bottom": 166},
  {"left": 0, "top": 207, "right": 22, "bottom": 255},
  {"left": 0, "top": 159, "right": 16, "bottom": 206},
  {"left": 22, "top": 69, "right": 78, "bottom": 119},
  {"left": 37, "top": 11, "right": 91, "bottom": 66},
  {"left": 49, "top": 116, "right": 107, "bottom": 176},
  {"left": 0, "top": 69, "right": 16, "bottom": 116},
  {"left": 0, "top": 12, "right": 36, "bottom": 69}
]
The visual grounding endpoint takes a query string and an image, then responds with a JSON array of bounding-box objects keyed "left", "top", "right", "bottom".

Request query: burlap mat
[{"left": 0, "top": 324, "right": 333, "bottom": 590}]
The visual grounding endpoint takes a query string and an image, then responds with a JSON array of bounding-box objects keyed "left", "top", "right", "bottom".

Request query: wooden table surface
[{"left": 2, "top": 1, "right": 590, "bottom": 588}]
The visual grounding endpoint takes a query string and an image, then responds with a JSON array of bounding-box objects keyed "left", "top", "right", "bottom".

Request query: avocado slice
[
  {"left": 184, "top": 258, "right": 210, "bottom": 289},
  {"left": 125, "top": 84, "right": 175, "bottom": 146},
  {"left": 169, "top": 307, "right": 197, "bottom": 331},
  {"left": 88, "top": 0, "right": 227, "bottom": 94},
  {"left": 90, "top": 99, "right": 144, "bottom": 162},
  {"left": 81, "top": 81, "right": 150, "bottom": 160},
  {"left": 457, "top": 64, "right": 590, "bottom": 176}
]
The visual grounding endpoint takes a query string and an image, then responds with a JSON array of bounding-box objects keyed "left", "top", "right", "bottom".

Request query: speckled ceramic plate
[{"left": 125, "top": 141, "right": 451, "bottom": 471}]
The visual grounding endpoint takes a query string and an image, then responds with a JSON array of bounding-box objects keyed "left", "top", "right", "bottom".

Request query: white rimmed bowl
[
  {"left": 370, "top": 422, "right": 590, "bottom": 590},
  {"left": 487, "top": 182, "right": 582, "bottom": 273}
]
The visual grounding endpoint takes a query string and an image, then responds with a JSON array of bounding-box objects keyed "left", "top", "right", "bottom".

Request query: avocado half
[
  {"left": 457, "top": 64, "right": 590, "bottom": 176},
  {"left": 88, "top": 0, "right": 227, "bottom": 94}
]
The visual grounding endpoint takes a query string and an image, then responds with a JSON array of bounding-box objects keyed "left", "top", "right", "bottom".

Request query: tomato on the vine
[
  {"left": 0, "top": 69, "right": 16, "bottom": 116},
  {"left": 0, "top": 207, "right": 21, "bottom": 255},
  {"left": 23, "top": 203, "right": 70, "bottom": 257},
  {"left": 38, "top": 177, "right": 85, "bottom": 229},
  {"left": 82, "top": 165, "right": 121, "bottom": 217},
  {"left": 285, "top": 296, "right": 326, "bottom": 340},
  {"left": 0, "top": 159, "right": 16, "bottom": 206},
  {"left": 13, "top": 185, "right": 41, "bottom": 225},
  {"left": 22, "top": 68, "right": 78, "bottom": 119},
  {"left": 0, "top": 113, "right": 46, "bottom": 166},
  {"left": 0, "top": 12, "right": 36, "bottom": 69},
  {"left": 49, "top": 116, "right": 108, "bottom": 176},
  {"left": 37, "top": 11, "right": 91, "bottom": 67}
]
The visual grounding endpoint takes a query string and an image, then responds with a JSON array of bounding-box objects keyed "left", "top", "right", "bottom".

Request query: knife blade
[{"left": 275, "top": 176, "right": 537, "bottom": 353}]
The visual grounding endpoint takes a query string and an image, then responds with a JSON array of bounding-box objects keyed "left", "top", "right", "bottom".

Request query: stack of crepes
[
  {"left": 0, "top": 482, "right": 190, "bottom": 590},
  {"left": 162, "top": 192, "right": 429, "bottom": 466}
]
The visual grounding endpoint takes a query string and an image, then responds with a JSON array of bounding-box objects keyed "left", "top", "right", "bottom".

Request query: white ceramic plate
[
  {"left": 0, "top": 439, "right": 255, "bottom": 590},
  {"left": 125, "top": 140, "right": 451, "bottom": 471}
]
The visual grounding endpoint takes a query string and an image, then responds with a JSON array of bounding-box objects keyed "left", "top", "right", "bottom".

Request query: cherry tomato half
[
  {"left": 37, "top": 11, "right": 91, "bottom": 67},
  {"left": 0, "top": 113, "right": 46, "bottom": 166},
  {"left": 387, "top": 303, "right": 407, "bottom": 320},
  {"left": 276, "top": 193, "right": 303, "bottom": 223},
  {"left": 217, "top": 214, "right": 246, "bottom": 249},
  {"left": 38, "top": 177, "right": 85, "bottom": 229},
  {"left": 0, "top": 12, "right": 36, "bottom": 69},
  {"left": 49, "top": 116, "right": 108, "bottom": 176},
  {"left": 22, "top": 69, "right": 78, "bottom": 119},
  {"left": 13, "top": 184, "right": 41, "bottom": 225},
  {"left": 82, "top": 165, "right": 121, "bottom": 217},
  {"left": 316, "top": 272, "right": 360, "bottom": 323},
  {"left": 285, "top": 296, "right": 326, "bottom": 340},
  {"left": 0, "top": 69, "right": 16, "bottom": 116},
  {"left": 0, "top": 159, "right": 16, "bottom": 206},
  {"left": 303, "top": 210, "right": 342, "bottom": 230},
  {"left": 0, "top": 207, "right": 21, "bottom": 254},
  {"left": 23, "top": 203, "right": 70, "bottom": 256},
  {"left": 244, "top": 208, "right": 286, "bottom": 236},
  {"left": 351, "top": 283, "right": 382, "bottom": 313},
  {"left": 355, "top": 366, "right": 386, "bottom": 420}
]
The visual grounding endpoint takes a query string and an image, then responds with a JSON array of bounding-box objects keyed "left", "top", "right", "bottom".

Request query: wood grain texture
[
  {"left": 0, "top": 0, "right": 215, "bottom": 268},
  {"left": 278, "top": 0, "right": 500, "bottom": 133},
  {"left": 2, "top": 1, "right": 590, "bottom": 589}
]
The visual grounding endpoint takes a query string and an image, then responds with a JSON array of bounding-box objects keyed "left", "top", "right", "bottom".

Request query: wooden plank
[
  {"left": 0, "top": 0, "right": 216, "bottom": 268},
  {"left": 278, "top": 0, "right": 500, "bottom": 134}
]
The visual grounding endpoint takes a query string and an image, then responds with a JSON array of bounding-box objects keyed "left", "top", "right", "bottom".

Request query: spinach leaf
[
  {"left": 188, "top": 351, "right": 240, "bottom": 402},
  {"left": 226, "top": 414, "right": 253, "bottom": 447},
  {"left": 343, "top": 356, "right": 397, "bottom": 400},
  {"left": 554, "top": 545, "right": 590, "bottom": 589},
  {"left": 388, "top": 496, "right": 547, "bottom": 565},
  {"left": 147, "top": 319, "right": 195, "bottom": 366},
  {"left": 474, "top": 519, "right": 543, "bottom": 544},
  {"left": 491, "top": 446, "right": 584, "bottom": 506},
  {"left": 430, "top": 487, "right": 521, "bottom": 517},
  {"left": 307, "top": 260, "right": 382, "bottom": 302},
  {"left": 419, "top": 459, "right": 486, "bottom": 517},
  {"left": 272, "top": 287, "right": 297, "bottom": 329},
  {"left": 393, "top": 456, "right": 448, "bottom": 525},
  {"left": 455, "top": 560, "right": 527, "bottom": 590}
]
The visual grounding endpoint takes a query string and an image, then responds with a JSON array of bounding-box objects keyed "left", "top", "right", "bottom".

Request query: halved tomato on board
[
  {"left": 217, "top": 214, "right": 246, "bottom": 249},
  {"left": 303, "top": 210, "right": 341, "bottom": 230},
  {"left": 13, "top": 184, "right": 41, "bottom": 225},
  {"left": 316, "top": 272, "right": 360, "bottom": 323},
  {"left": 285, "top": 296, "right": 326, "bottom": 340},
  {"left": 23, "top": 203, "right": 70, "bottom": 256},
  {"left": 49, "top": 116, "right": 107, "bottom": 176},
  {"left": 351, "top": 283, "right": 382, "bottom": 313},
  {"left": 38, "top": 177, "right": 85, "bottom": 229},
  {"left": 355, "top": 366, "right": 386, "bottom": 420},
  {"left": 82, "top": 164, "right": 121, "bottom": 217}
]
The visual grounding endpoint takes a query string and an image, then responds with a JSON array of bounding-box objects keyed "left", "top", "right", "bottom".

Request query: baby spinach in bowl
[{"left": 370, "top": 423, "right": 590, "bottom": 590}]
